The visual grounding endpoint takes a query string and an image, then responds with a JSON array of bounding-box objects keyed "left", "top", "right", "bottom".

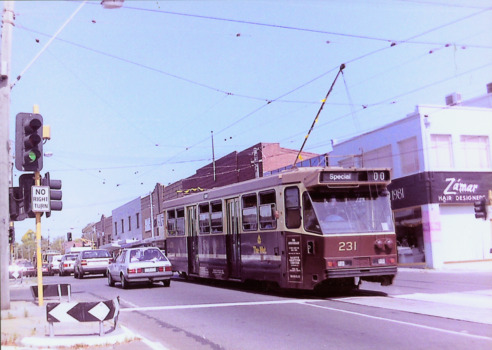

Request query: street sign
[{"left": 31, "top": 186, "right": 50, "bottom": 213}]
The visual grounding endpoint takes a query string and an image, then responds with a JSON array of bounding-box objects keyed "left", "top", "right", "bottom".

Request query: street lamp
[{"left": 101, "top": 0, "right": 124, "bottom": 9}]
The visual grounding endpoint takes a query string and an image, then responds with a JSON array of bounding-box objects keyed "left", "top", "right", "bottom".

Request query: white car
[
  {"left": 59, "top": 254, "right": 79, "bottom": 276},
  {"left": 74, "top": 249, "right": 112, "bottom": 278},
  {"left": 107, "top": 247, "right": 173, "bottom": 289}
]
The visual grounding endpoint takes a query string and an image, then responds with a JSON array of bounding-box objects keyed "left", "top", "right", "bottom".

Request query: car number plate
[{"left": 145, "top": 268, "right": 155, "bottom": 273}]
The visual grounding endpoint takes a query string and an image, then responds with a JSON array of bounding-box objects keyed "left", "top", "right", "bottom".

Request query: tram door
[
  {"left": 187, "top": 206, "right": 199, "bottom": 275},
  {"left": 226, "top": 198, "right": 241, "bottom": 278}
]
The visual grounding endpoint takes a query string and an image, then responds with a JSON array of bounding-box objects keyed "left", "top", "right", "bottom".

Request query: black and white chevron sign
[{"left": 46, "top": 297, "right": 120, "bottom": 323}]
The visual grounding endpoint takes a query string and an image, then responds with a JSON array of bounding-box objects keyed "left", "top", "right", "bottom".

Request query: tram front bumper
[{"left": 325, "top": 266, "right": 397, "bottom": 279}]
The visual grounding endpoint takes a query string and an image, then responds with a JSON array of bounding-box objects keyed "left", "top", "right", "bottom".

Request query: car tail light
[
  {"left": 81, "top": 260, "right": 87, "bottom": 266},
  {"left": 108, "top": 258, "right": 114, "bottom": 264},
  {"left": 128, "top": 268, "right": 136, "bottom": 274},
  {"left": 165, "top": 266, "right": 172, "bottom": 272},
  {"left": 158, "top": 267, "right": 164, "bottom": 272}
]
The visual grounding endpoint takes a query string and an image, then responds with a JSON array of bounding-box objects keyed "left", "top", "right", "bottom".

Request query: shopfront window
[{"left": 394, "top": 207, "right": 425, "bottom": 264}]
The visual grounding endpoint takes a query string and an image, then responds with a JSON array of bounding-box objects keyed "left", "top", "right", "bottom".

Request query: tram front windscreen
[{"left": 303, "top": 187, "right": 394, "bottom": 235}]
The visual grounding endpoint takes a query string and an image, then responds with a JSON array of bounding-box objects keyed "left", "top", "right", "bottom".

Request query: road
[{"left": 14, "top": 269, "right": 492, "bottom": 350}]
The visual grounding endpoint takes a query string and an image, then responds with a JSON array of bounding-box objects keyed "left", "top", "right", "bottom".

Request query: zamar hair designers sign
[
  {"left": 388, "top": 172, "right": 492, "bottom": 209},
  {"left": 433, "top": 173, "right": 491, "bottom": 204}
]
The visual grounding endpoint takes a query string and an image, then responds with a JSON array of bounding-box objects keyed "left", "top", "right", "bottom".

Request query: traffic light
[
  {"left": 19, "top": 173, "right": 36, "bottom": 219},
  {"left": 8, "top": 227, "right": 15, "bottom": 245},
  {"left": 474, "top": 198, "right": 488, "bottom": 220},
  {"left": 15, "top": 112, "right": 43, "bottom": 172},
  {"left": 41, "top": 172, "right": 62, "bottom": 218},
  {"left": 67, "top": 232, "right": 72, "bottom": 242}
]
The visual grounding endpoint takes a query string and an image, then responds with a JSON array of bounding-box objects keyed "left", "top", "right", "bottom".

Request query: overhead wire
[{"left": 13, "top": 2, "right": 492, "bottom": 188}]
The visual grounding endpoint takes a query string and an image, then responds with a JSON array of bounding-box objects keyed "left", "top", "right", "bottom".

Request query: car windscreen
[{"left": 82, "top": 250, "right": 110, "bottom": 259}]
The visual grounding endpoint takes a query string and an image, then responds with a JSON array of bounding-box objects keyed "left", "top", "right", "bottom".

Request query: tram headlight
[{"left": 384, "top": 239, "right": 394, "bottom": 250}]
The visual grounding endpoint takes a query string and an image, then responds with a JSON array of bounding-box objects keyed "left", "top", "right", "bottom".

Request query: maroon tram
[{"left": 163, "top": 167, "right": 396, "bottom": 291}]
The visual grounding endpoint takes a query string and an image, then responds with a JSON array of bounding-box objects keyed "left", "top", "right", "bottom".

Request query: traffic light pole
[{"left": 34, "top": 171, "right": 44, "bottom": 306}]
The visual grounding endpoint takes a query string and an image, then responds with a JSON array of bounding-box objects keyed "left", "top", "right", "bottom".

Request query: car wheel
[
  {"left": 107, "top": 271, "right": 115, "bottom": 287},
  {"left": 121, "top": 274, "right": 130, "bottom": 289},
  {"left": 163, "top": 280, "right": 171, "bottom": 287}
]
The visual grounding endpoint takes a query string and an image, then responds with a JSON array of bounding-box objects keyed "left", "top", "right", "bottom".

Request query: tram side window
[
  {"left": 176, "top": 208, "right": 185, "bottom": 236},
  {"left": 210, "top": 201, "right": 223, "bottom": 233},
  {"left": 285, "top": 186, "right": 301, "bottom": 229},
  {"left": 167, "top": 210, "right": 176, "bottom": 236},
  {"left": 303, "top": 192, "right": 321, "bottom": 234},
  {"left": 199, "top": 203, "right": 211, "bottom": 234},
  {"left": 259, "top": 190, "right": 277, "bottom": 230},
  {"left": 242, "top": 193, "right": 258, "bottom": 231}
]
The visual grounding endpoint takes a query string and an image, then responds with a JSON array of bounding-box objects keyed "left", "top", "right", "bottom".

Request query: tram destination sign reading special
[{"left": 320, "top": 170, "right": 390, "bottom": 183}]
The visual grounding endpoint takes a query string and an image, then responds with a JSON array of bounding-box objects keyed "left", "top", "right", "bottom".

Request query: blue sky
[{"left": 6, "top": 0, "right": 492, "bottom": 242}]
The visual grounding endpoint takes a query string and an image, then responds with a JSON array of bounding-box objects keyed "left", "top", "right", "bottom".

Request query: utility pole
[
  {"left": 211, "top": 131, "right": 216, "bottom": 182},
  {"left": 1, "top": 1, "right": 14, "bottom": 310}
]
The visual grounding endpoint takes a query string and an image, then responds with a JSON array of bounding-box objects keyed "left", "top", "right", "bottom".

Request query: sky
[{"left": 5, "top": 0, "right": 492, "bottom": 243}]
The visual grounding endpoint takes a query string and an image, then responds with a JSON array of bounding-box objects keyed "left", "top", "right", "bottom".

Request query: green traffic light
[{"left": 28, "top": 151, "right": 37, "bottom": 162}]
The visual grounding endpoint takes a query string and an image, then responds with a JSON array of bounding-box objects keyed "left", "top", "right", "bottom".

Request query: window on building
[
  {"left": 136, "top": 213, "right": 140, "bottom": 229},
  {"left": 398, "top": 137, "right": 419, "bottom": 175},
  {"left": 430, "top": 134, "right": 454, "bottom": 169},
  {"left": 461, "top": 135, "right": 491, "bottom": 169},
  {"left": 337, "top": 156, "right": 355, "bottom": 168},
  {"left": 128, "top": 216, "right": 131, "bottom": 231},
  {"left": 114, "top": 222, "right": 117, "bottom": 235},
  {"left": 242, "top": 193, "right": 258, "bottom": 231},
  {"left": 363, "top": 145, "right": 392, "bottom": 168},
  {"left": 121, "top": 219, "right": 124, "bottom": 233}
]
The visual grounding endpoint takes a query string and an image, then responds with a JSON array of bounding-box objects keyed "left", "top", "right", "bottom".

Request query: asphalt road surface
[{"left": 19, "top": 268, "right": 492, "bottom": 350}]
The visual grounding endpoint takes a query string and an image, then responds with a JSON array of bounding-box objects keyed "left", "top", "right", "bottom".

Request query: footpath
[{"left": 1, "top": 260, "right": 491, "bottom": 350}]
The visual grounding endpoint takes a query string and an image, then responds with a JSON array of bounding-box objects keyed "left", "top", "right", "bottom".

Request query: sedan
[
  {"left": 74, "top": 249, "right": 112, "bottom": 279},
  {"left": 9, "top": 260, "right": 36, "bottom": 278},
  {"left": 59, "top": 254, "right": 78, "bottom": 276},
  {"left": 107, "top": 247, "right": 173, "bottom": 289}
]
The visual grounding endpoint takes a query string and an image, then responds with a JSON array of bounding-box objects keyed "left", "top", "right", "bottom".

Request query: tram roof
[{"left": 162, "top": 167, "right": 318, "bottom": 208}]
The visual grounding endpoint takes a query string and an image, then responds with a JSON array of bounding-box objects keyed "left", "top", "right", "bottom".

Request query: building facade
[
  {"left": 328, "top": 88, "right": 492, "bottom": 268},
  {"left": 111, "top": 197, "right": 142, "bottom": 242}
]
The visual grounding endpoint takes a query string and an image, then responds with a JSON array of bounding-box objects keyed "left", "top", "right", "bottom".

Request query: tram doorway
[
  {"left": 187, "top": 206, "right": 199, "bottom": 275},
  {"left": 226, "top": 198, "right": 241, "bottom": 278}
]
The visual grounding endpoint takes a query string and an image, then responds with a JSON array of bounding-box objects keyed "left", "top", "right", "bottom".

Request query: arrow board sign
[
  {"left": 32, "top": 186, "right": 50, "bottom": 213},
  {"left": 47, "top": 298, "right": 119, "bottom": 323}
]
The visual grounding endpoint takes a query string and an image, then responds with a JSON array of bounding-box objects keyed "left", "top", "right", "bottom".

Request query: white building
[{"left": 328, "top": 85, "right": 492, "bottom": 268}]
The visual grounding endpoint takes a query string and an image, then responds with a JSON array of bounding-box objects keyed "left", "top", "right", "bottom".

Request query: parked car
[
  {"left": 41, "top": 262, "right": 51, "bottom": 276},
  {"left": 107, "top": 247, "right": 173, "bottom": 288},
  {"left": 48, "top": 255, "right": 63, "bottom": 275},
  {"left": 59, "top": 254, "right": 79, "bottom": 276},
  {"left": 74, "top": 249, "right": 112, "bottom": 279},
  {"left": 9, "top": 260, "right": 36, "bottom": 278}
]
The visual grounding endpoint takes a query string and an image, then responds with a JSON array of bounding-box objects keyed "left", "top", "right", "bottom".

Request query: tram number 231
[{"left": 339, "top": 241, "right": 357, "bottom": 251}]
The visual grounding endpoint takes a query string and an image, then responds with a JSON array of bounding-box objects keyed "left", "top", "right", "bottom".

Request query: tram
[{"left": 163, "top": 167, "right": 397, "bottom": 291}]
